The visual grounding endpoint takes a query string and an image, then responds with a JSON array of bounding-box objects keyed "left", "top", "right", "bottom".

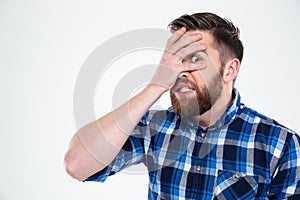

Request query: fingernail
[
  {"left": 180, "top": 27, "right": 186, "bottom": 32},
  {"left": 200, "top": 44, "right": 206, "bottom": 49}
]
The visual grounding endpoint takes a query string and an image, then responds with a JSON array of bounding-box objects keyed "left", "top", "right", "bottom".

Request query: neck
[{"left": 193, "top": 87, "right": 233, "bottom": 129}]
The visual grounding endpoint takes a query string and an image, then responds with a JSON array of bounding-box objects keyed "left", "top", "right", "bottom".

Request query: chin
[{"left": 171, "top": 95, "right": 211, "bottom": 117}]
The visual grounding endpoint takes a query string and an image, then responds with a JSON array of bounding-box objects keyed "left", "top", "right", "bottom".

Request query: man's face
[{"left": 170, "top": 31, "right": 224, "bottom": 117}]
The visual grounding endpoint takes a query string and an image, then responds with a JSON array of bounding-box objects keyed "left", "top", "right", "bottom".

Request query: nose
[{"left": 178, "top": 71, "right": 190, "bottom": 78}]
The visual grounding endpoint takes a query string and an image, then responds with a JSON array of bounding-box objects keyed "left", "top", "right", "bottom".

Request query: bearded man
[{"left": 65, "top": 12, "right": 300, "bottom": 199}]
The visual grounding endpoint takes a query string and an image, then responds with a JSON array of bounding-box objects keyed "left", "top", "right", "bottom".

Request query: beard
[{"left": 170, "top": 73, "right": 223, "bottom": 117}]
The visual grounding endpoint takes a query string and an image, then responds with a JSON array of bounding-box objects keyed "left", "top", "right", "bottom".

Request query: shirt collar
[{"left": 223, "top": 88, "right": 241, "bottom": 125}]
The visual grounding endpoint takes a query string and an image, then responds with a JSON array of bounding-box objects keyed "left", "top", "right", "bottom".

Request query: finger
[
  {"left": 162, "top": 28, "right": 187, "bottom": 62},
  {"left": 177, "top": 62, "right": 206, "bottom": 73},
  {"left": 173, "top": 42, "right": 206, "bottom": 63},
  {"left": 165, "top": 27, "right": 186, "bottom": 50},
  {"left": 168, "top": 33, "right": 202, "bottom": 54}
]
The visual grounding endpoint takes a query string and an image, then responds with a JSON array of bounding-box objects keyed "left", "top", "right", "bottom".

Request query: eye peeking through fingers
[
  {"left": 185, "top": 52, "right": 208, "bottom": 70},
  {"left": 190, "top": 55, "right": 202, "bottom": 63},
  {"left": 187, "top": 53, "right": 205, "bottom": 64}
]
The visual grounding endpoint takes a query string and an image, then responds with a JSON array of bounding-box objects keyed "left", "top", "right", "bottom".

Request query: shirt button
[
  {"left": 201, "top": 133, "right": 206, "bottom": 138},
  {"left": 235, "top": 173, "right": 242, "bottom": 179},
  {"left": 196, "top": 166, "right": 201, "bottom": 172}
]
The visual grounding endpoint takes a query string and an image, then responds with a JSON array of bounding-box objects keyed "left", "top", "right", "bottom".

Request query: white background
[{"left": 1, "top": 0, "right": 300, "bottom": 199}]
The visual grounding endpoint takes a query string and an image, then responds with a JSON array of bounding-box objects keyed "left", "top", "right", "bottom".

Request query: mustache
[{"left": 173, "top": 77, "right": 189, "bottom": 86}]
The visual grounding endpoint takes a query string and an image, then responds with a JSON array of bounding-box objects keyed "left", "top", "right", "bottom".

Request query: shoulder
[
  {"left": 236, "top": 103, "right": 298, "bottom": 142},
  {"left": 142, "top": 107, "right": 178, "bottom": 121},
  {"left": 137, "top": 107, "right": 180, "bottom": 128}
]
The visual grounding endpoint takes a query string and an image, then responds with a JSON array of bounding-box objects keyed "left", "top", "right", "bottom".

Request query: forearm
[
  {"left": 64, "top": 28, "right": 205, "bottom": 181},
  {"left": 64, "top": 84, "right": 165, "bottom": 181}
]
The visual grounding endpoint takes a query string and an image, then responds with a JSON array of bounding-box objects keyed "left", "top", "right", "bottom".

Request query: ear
[{"left": 222, "top": 58, "right": 240, "bottom": 84}]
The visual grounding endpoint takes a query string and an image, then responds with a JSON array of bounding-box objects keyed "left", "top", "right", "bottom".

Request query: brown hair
[{"left": 168, "top": 12, "right": 244, "bottom": 67}]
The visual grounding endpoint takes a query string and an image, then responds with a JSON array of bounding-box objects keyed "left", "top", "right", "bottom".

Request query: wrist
[{"left": 146, "top": 83, "right": 169, "bottom": 96}]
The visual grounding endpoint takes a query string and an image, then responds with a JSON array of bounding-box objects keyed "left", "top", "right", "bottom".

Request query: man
[{"left": 64, "top": 12, "right": 300, "bottom": 199}]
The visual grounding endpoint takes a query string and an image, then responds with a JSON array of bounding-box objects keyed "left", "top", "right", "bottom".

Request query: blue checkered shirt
[{"left": 86, "top": 89, "right": 300, "bottom": 199}]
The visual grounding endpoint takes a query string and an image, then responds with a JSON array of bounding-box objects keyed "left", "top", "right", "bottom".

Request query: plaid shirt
[{"left": 86, "top": 89, "right": 300, "bottom": 199}]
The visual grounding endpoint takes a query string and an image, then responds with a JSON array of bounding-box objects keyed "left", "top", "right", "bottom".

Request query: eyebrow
[{"left": 193, "top": 50, "right": 209, "bottom": 57}]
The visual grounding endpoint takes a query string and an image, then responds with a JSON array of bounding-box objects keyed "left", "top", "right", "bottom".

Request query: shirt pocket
[{"left": 213, "top": 170, "right": 258, "bottom": 200}]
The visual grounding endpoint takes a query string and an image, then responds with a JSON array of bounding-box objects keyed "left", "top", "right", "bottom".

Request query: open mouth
[
  {"left": 175, "top": 82, "right": 196, "bottom": 95},
  {"left": 177, "top": 86, "right": 195, "bottom": 92}
]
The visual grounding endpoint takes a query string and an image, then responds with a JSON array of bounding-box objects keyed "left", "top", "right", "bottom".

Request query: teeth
[{"left": 179, "top": 87, "right": 193, "bottom": 92}]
